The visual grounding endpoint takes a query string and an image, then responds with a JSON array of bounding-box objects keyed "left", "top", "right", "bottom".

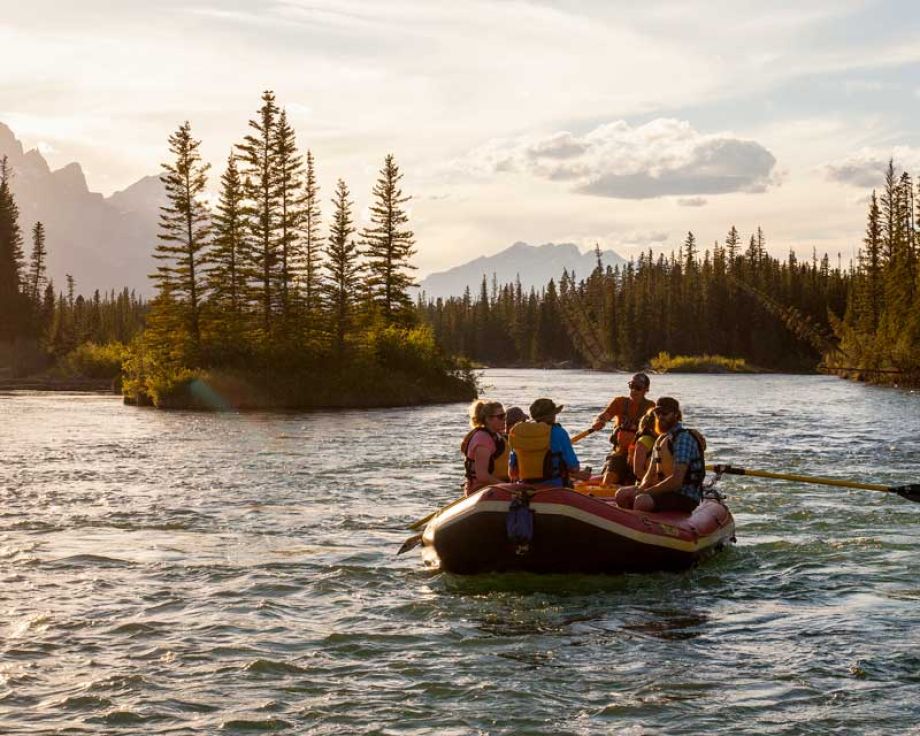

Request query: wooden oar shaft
[
  {"left": 707, "top": 464, "right": 892, "bottom": 493},
  {"left": 571, "top": 428, "right": 597, "bottom": 445}
]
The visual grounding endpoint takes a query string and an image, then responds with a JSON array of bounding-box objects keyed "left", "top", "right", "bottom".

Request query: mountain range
[
  {"left": 1, "top": 123, "right": 625, "bottom": 300},
  {"left": 417, "top": 241, "right": 625, "bottom": 300},
  {"left": 0, "top": 122, "right": 162, "bottom": 295}
]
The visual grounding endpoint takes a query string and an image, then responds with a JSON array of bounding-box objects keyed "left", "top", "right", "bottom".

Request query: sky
[{"left": 3, "top": 0, "right": 920, "bottom": 275}]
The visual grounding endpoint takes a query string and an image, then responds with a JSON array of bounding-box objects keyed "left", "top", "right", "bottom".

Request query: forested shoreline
[{"left": 2, "top": 101, "right": 919, "bottom": 395}]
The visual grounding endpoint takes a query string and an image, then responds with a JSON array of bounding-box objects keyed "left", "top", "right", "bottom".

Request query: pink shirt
[{"left": 465, "top": 430, "right": 497, "bottom": 491}]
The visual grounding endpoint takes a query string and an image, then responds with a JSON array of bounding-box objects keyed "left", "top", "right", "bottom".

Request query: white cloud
[
  {"left": 824, "top": 146, "right": 920, "bottom": 187},
  {"left": 677, "top": 197, "right": 708, "bottom": 207},
  {"left": 461, "top": 119, "right": 777, "bottom": 199}
]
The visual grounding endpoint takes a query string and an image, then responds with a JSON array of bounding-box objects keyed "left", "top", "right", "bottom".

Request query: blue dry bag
[{"left": 506, "top": 497, "right": 534, "bottom": 544}]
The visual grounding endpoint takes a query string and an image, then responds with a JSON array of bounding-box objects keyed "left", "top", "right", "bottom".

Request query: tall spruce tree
[
  {"left": 361, "top": 154, "right": 417, "bottom": 324},
  {"left": 209, "top": 153, "right": 249, "bottom": 319},
  {"left": 302, "top": 150, "right": 323, "bottom": 318},
  {"left": 27, "top": 221, "right": 48, "bottom": 304},
  {"left": 153, "top": 121, "right": 211, "bottom": 353},
  {"left": 272, "top": 108, "right": 304, "bottom": 322},
  {"left": 324, "top": 179, "right": 361, "bottom": 358},
  {"left": 238, "top": 90, "right": 281, "bottom": 334},
  {"left": 0, "top": 156, "right": 26, "bottom": 340}
]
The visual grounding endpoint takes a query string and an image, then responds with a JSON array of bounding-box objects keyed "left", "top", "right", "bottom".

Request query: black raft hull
[{"left": 421, "top": 484, "right": 735, "bottom": 575}]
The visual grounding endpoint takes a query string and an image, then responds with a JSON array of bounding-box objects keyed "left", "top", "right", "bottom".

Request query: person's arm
[
  {"left": 592, "top": 397, "right": 620, "bottom": 431},
  {"left": 508, "top": 450, "right": 519, "bottom": 481},
  {"left": 554, "top": 426, "right": 592, "bottom": 480},
  {"left": 641, "top": 431, "right": 693, "bottom": 495},
  {"left": 632, "top": 442, "right": 650, "bottom": 478},
  {"left": 641, "top": 463, "right": 687, "bottom": 495}
]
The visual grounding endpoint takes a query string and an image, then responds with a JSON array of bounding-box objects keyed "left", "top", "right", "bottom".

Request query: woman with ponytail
[{"left": 460, "top": 399, "right": 510, "bottom": 494}]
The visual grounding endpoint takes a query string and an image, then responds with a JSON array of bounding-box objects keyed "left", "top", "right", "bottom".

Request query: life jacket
[
  {"left": 509, "top": 421, "right": 566, "bottom": 483},
  {"left": 610, "top": 397, "right": 655, "bottom": 454},
  {"left": 460, "top": 427, "right": 508, "bottom": 483},
  {"left": 650, "top": 428, "right": 707, "bottom": 492}
]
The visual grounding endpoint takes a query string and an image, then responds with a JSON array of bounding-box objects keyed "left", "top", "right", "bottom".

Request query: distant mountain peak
[
  {"left": 0, "top": 121, "right": 162, "bottom": 294},
  {"left": 418, "top": 241, "right": 625, "bottom": 300}
]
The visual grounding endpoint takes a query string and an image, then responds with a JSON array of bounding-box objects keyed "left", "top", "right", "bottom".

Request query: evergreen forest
[{"left": 2, "top": 96, "right": 919, "bottom": 397}]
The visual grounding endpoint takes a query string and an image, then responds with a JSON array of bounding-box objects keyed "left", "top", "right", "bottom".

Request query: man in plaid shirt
[{"left": 615, "top": 396, "right": 707, "bottom": 514}]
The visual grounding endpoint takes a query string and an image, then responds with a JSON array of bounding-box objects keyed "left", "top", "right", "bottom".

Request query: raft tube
[{"left": 421, "top": 484, "right": 735, "bottom": 575}]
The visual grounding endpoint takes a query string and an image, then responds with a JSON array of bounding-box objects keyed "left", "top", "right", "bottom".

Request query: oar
[
  {"left": 407, "top": 494, "right": 467, "bottom": 530},
  {"left": 708, "top": 464, "right": 920, "bottom": 503},
  {"left": 571, "top": 427, "right": 598, "bottom": 444}
]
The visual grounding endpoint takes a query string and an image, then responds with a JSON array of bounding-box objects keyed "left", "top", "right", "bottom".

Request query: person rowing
[{"left": 592, "top": 372, "right": 655, "bottom": 486}]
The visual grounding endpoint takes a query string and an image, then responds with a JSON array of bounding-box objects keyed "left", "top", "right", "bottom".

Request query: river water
[{"left": 1, "top": 370, "right": 918, "bottom": 735}]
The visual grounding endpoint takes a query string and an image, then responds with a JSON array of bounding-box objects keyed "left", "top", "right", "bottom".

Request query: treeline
[
  {"left": 831, "top": 161, "right": 920, "bottom": 383},
  {"left": 422, "top": 228, "right": 850, "bottom": 372},
  {"left": 128, "top": 90, "right": 472, "bottom": 407},
  {"left": 0, "top": 158, "right": 145, "bottom": 376}
]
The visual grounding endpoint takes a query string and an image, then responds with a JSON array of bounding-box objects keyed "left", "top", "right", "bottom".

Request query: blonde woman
[{"left": 460, "top": 399, "right": 510, "bottom": 494}]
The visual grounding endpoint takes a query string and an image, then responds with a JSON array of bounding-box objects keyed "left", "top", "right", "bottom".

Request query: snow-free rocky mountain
[
  {"left": 1, "top": 123, "right": 625, "bottom": 301},
  {"left": 0, "top": 122, "right": 163, "bottom": 295},
  {"left": 418, "top": 241, "right": 626, "bottom": 300}
]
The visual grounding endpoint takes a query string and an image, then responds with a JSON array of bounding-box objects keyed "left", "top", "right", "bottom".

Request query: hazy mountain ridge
[
  {"left": 418, "top": 241, "right": 626, "bottom": 300},
  {"left": 0, "top": 122, "right": 162, "bottom": 295}
]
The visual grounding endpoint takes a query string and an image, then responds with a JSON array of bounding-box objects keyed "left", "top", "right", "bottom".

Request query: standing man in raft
[{"left": 592, "top": 373, "right": 655, "bottom": 486}]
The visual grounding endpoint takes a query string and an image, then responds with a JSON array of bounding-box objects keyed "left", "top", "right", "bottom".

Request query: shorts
[
  {"left": 603, "top": 450, "right": 634, "bottom": 484},
  {"left": 649, "top": 492, "right": 699, "bottom": 513}
]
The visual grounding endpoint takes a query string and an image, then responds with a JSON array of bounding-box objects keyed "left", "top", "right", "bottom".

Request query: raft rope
[{"left": 701, "top": 466, "right": 726, "bottom": 503}]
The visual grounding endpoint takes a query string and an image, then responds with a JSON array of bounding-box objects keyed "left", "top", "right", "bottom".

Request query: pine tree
[
  {"left": 152, "top": 121, "right": 211, "bottom": 355},
  {"left": 361, "top": 154, "right": 417, "bottom": 324},
  {"left": 862, "top": 191, "right": 883, "bottom": 329},
  {"left": 302, "top": 149, "right": 323, "bottom": 318},
  {"left": 27, "top": 221, "right": 48, "bottom": 304},
  {"left": 0, "top": 156, "right": 26, "bottom": 340},
  {"left": 209, "top": 153, "right": 249, "bottom": 319},
  {"left": 324, "top": 179, "right": 361, "bottom": 358},
  {"left": 272, "top": 109, "right": 304, "bottom": 322},
  {"left": 238, "top": 90, "right": 281, "bottom": 334}
]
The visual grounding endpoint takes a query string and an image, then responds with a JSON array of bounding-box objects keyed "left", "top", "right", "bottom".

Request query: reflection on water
[{"left": 1, "top": 374, "right": 919, "bottom": 734}]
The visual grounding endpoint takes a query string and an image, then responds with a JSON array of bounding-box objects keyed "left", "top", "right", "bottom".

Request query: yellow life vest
[
  {"left": 650, "top": 428, "right": 707, "bottom": 484},
  {"left": 460, "top": 427, "right": 508, "bottom": 483},
  {"left": 509, "top": 421, "right": 563, "bottom": 483}
]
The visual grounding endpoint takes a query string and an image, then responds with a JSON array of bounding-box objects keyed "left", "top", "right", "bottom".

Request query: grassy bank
[{"left": 650, "top": 351, "right": 758, "bottom": 374}]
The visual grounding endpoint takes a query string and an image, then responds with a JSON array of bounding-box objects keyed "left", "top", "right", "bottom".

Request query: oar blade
[
  {"left": 892, "top": 484, "right": 920, "bottom": 503},
  {"left": 397, "top": 533, "right": 423, "bottom": 555}
]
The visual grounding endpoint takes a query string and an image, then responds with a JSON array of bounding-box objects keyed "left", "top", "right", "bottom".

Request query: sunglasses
[
  {"left": 653, "top": 408, "right": 674, "bottom": 416},
  {"left": 628, "top": 383, "right": 647, "bottom": 390}
]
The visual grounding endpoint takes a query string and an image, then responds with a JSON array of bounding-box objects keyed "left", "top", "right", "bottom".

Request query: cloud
[
  {"left": 824, "top": 146, "right": 920, "bottom": 187},
  {"left": 677, "top": 196, "right": 708, "bottom": 207},
  {"left": 462, "top": 119, "right": 777, "bottom": 199}
]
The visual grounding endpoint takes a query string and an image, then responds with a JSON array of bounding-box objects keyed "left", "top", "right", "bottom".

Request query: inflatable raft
[{"left": 421, "top": 483, "right": 735, "bottom": 575}]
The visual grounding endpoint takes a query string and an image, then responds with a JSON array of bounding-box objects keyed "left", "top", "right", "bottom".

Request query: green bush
[
  {"left": 59, "top": 342, "right": 127, "bottom": 379},
  {"left": 650, "top": 351, "right": 754, "bottom": 373},
  {"left": 370, "top": 324, "right": 446, "bottom": 376}
]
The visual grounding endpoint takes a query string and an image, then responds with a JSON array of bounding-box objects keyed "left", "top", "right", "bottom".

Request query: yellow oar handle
[
  {"left": 707, "top": 464, "right": 891, "bottom": 493},
  {"left": 571, "top": 427, "right": 598, "bottom": 445}
]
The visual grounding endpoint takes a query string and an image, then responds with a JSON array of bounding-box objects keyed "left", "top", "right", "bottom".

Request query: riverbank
[
  {"left": 0, "top": 377, "right": 116, "bottom": 392},
  {"left": 123, "top": 366, "right": 477, "bottom": 410}
]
